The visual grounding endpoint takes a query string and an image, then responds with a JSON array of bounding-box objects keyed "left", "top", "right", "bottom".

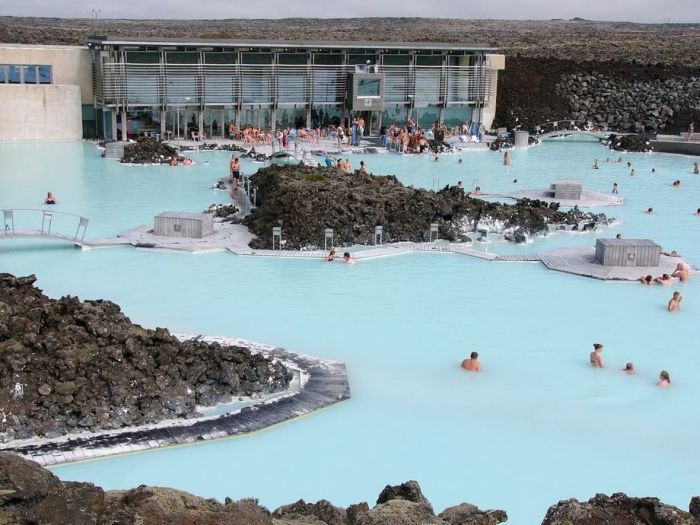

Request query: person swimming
[
  {"left": 457, "top": 158, "right": 463, "bottom": 164},
  {"left": 616, "top": 233, "right": 623, "bottom": 240},
  {"left": 672, "top": 180, "right": 681, "bottom": 187},
  {"left": 325, "top": 249, "right": 336, "bottom": 262},
  {"left": 472, "top": 186, "right": 483, "bottom": 196},
  {"left": 343, "top": 252, "right": 355, "bottom": 265},
  {"left": 654, "top": 274, "right": 673, "bottom": 286},
  {"left": 667, "top": 291, "right": 682, "bottom": 312},
  {"left": 590, "top": 343, "right": 604, "bottom": 368},
  {"left": 44, "top": 192, "right": 56, "bottom": 205},
  {"left": 170, "top": 157, "right": 179, "bottom": 166},
  {"left": 639, "top": 275, "right": 653, "bottom": 285},
  {"left": 461, "top": 351, "right": 481, "bottom": 372},
  {"left": 630, "top": 169, "right": 637, "bottom": 176},
  {"left": 657, "top": 370, "right": 671, "bottom": 387},
  {"left": 612, "top": 183, "right": 619, "bottom": 194},
  {"left": 513, "top": 179, "right": 518, "bottom": 183},
  {"left": 456, "top": 181, "right": 464, "bottom": 190},
  {"left": 183, "top": 157, "right": 193, "bottom": 165},
  {"left": 622, "top": 362, "right": 635, "bottom": 375},
  {"left": 593, "top": 159, "right": 599, "bottom": 169},
  {"left": 646, "top": 207, "right": 653, "bottom": 214}
]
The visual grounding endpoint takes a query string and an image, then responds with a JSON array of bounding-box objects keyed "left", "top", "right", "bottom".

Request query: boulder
[
  {"left": 272, "top": 499, "right": 347, "bottom": 525},
  {"left": 540, "top": 493, "right": 696, "bottom": 525},
  {"left": 356, "top": 500, "right": 445, "bottom": 525},
  {"left": 438, "top": 503, "right": 508, "bottom": 524}
]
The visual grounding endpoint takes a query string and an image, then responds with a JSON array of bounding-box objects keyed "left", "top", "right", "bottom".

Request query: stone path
[{"left": 0, "top": 335, "right": 350, "bottom": 466}]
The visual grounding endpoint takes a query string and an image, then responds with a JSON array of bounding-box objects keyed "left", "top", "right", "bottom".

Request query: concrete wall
[
  {"left": 481, "top": 54, "right": 506, "bottom": 130},
  {"left": 0, "top": 85, "right": 82, "bottom": 141},
  {"left": 0, "top": 44, "right": 92, "bottom": 103},
  {"left": 0, "top": 44, "right": 90, "bottom": 141},
  {"left": 650, "top": 140, "right": 700, "bottom": 156}
]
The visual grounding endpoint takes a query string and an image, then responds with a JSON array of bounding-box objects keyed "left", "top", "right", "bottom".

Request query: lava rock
[
  {"left": 0, "top": 273, "right": 292, "bottom": 441},
  {"left": 242, "top": 165, "right": 609, "bottom": 249},
  {"left": 121, "top": 136, "right": 180, "bottom": 164},
  {"left": 438, "top": 503, "right": 508, "bottom": 524},
  {"left": 541, "top": 492, "right": 696, "bottom": 525}
]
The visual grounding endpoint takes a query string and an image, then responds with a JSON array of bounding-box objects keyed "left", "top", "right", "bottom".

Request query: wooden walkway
[
  {"left": 0, "top": 336, "right": 350, "bottom": 466},
  {"left": 512, "top": 189, "right": 623, "bottom": 208}
]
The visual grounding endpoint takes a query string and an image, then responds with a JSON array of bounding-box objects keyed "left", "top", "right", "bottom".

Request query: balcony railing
[{"left": 96, "top": 63, "right": 496, "bottom": 108}]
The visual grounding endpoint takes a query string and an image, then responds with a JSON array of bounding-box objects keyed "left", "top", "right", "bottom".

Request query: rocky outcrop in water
[
  {"left": 204, "top": 202, "right": 239, "bottom": 219},
  {"left": 557, "top": 72, "right": 700, "bottom": 133},
  {"left": 121, "top": 136, "right": 180, "bottom": 164},
  {"left": 606, "top": 134, "right": 653, "bottom": 152},
  {"left": 242, "top": 165, "right": 610, "bottom": 249},
  {"left": 0, "top": 273, "right": 291, "bottom": 442},
  {"left": 0, "top": 456, "right": 507, "bottom": 525},
  {"left": 541, "top": 493, "right": 697, "bottom": 524}
]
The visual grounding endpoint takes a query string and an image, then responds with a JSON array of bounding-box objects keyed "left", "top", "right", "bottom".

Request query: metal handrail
[{"left": 1, "top": 209, "right": 89, "bottom": 242}]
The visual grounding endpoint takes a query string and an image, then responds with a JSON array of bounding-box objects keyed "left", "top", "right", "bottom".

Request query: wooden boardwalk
[
  {"left": 512, "top": 189, "right": 623, "bottom": 208},
  {"left": 0, "top": 336, "right": 350, "bottom": 466}
]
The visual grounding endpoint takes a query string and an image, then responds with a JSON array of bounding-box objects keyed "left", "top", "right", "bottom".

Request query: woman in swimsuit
[{"left": 44, "top": 192, "right": 56, "bottom": 205}]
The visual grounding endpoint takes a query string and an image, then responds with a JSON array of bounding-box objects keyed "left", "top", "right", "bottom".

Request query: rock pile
[
  {"left": 204, "top": 202, "right": 239, "bottom": 219},
  {"left": 121, "top": 137, "right": 180, "bottom": 164},
  {"left": 606, "top": 134, "right": 653, "bottom": 152},
  {"left": 557, "top": 73, "right": 700, "bottom": 132},
  {"left": 0, "top": 273, "right": 291, "bottom": 441},
  {"left": 3, "top": 452, "right": 700, "bottom": 524},
  {"left": 541, "top": 492, "right": 699, "bottom": 524},
  {"left": 0, "top": 457, "right": 507, "bottom": 525},
  {"left": 242, "top": 165, "right": 610, "bottom": 249}
]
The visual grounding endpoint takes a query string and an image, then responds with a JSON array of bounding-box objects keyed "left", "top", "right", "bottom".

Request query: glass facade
[{"left": 90, "top": 40, "right": 497, "bottom": 138}]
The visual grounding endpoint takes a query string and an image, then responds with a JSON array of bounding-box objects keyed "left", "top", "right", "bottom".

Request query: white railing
[{"left": 97, "top": 63, "right": 496, "bottom": 107}]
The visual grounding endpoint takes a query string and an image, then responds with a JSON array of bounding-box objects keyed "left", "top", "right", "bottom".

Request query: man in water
[
  {"left": 343, "top": 252, "right": 356, "bottom": 265},
  {"left": 671, "top": 263, "right": 690, "bottom": 282},
  {"left": 622, "top": 363, "right": 635, "bottom": 375},
  {"left": 461, "top": 352, "right": 481, "bottom": 372},
  {"left": 590, "top": 343, "right": 604, "bottom": 368},
  {"left": 639, "top": 275, "right": 653, "bottom": 285},
  {"left": 655, "top": 274, "right": 673, "bottom": 286},
  {"left": 667, "top": 291, "right": 682, "bottom": 312}
]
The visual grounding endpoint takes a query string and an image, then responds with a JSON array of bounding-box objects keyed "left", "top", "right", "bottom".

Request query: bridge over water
[{"left": 532, "top": 120, "right": 629, "bottom": 141}]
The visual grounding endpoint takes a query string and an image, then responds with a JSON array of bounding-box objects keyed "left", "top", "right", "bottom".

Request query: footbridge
[
  {"left": 533, "top": 120, "right": 619, "bottom": 140},
  {"left": 1, "top": 209, "right": 90, "bottom": 247}
]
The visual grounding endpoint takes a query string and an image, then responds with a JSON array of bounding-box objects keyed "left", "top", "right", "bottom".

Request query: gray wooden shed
[
  {"left": 552, "top": 179, "right": 582, "bottom": 200},
  {"left": 595, "top": 239, "right": 661, "bottom": 267},
  {"left": 154, "top": 212, "right": 213, "bottom": 238}
]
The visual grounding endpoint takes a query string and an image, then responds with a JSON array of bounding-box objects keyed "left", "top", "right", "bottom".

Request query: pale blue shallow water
[{"left": 0, "top": 141, "right": 698, "bottom": 524}]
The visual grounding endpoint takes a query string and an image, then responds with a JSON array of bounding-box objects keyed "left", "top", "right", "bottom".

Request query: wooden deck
[{"left": 512, "top": 189, "right": 623, "bottom": 208}]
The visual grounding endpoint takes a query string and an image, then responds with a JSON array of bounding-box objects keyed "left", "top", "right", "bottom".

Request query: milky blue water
[{"left": 0, "top": 140, "right": 698, "bottom": 524}]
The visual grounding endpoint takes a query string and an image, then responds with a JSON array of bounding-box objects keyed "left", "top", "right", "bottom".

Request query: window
[
  {"left": 8, "top": 65, "right": 20, "bottom": 83},
  {"left": 38, "top": 65, "right": 52, "bottom": 84},
  {"left": 357, "top": 78, "right": 381, "bottom": 98},
  {"left": 23, "top": 65, "right": 37, "bottom": 83},
  {"left": 0, "top": 64, "right": 52, "bottom": 84}
]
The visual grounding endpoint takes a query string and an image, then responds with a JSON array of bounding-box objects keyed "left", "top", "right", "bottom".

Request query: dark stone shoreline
[
  {"left": 2, "top": 455, "right": 699, "bottom": 524},
  {"left": 243, "top": 165, "right": 610, "bottom": 249},
  {"left": 0, "top": 273, "right": 291, "bottom": 442}
]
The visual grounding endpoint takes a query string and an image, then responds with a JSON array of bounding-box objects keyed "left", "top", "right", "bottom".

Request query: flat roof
[{"left": 86, "top": 36, "right": 496, "bottom": 52}]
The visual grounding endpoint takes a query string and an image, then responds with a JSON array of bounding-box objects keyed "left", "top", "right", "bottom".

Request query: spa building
[{"left": 0, "top": 38, "right": 505, "bottom": 141}]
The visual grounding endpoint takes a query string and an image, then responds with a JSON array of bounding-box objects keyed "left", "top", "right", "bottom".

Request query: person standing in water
[
  {"left": 667, "top": 291, "right": 682, "bottom": 312},
  {"left": 503, "top": 151, "right": 511, "bottom": 166},
  {"left": 612, "top": 183, "right": 619, "bottom": 194},
  {"left": 590, "top": 343, "right": 604, "bottom": 368},
  {"left": 461, "top": 352, "right": 481, "bottom": 372},
  {"left": 657, "top": 370, "right": 671, "bottom": 387}
]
